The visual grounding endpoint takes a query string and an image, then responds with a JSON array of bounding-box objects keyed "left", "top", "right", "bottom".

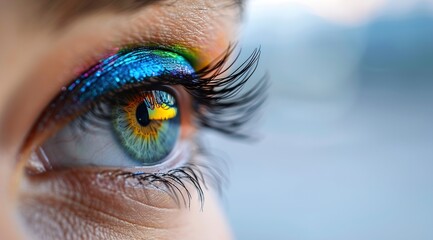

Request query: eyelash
[
  {"left": 37, "top": 45, "right": 266, "bottom": 207},
  {"left": 73, "top": 46, "right": 265, "bottom": 135}
]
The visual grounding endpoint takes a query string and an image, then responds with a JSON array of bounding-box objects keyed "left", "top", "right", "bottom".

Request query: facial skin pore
[{"left": 0, "top": 0, "right": 241, "bottom": 239}]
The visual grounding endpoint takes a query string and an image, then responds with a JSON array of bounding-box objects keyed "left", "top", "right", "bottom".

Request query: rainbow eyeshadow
[
  {"left": 46, "top": 47, "right": 198, "bottom": 165},
  {"left": 67, "top": 48, "right": 196, "bottom": 104}
]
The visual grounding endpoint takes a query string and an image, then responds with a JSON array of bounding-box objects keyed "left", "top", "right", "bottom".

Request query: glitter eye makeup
[
  {"left": 26, "top": 45, "right": 265, "bottom": 204},
  {"left": 37, "top": 48, "right": 196, "bottom": 130},
  {"left": 70, "top": 49, "right": 195, "bottom": 103}
]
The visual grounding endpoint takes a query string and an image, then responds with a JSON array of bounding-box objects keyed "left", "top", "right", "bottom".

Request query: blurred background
[{"left": 207, "top": 0, "right": 433, "bottom": 239}]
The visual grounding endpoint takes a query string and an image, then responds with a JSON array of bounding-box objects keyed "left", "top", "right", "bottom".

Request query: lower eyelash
[
  {"left": 97, "top": 139, "right": 227, "bottom": 209},
  {"left": 101, "top": 165, "right": 205, "bottom": 209}
]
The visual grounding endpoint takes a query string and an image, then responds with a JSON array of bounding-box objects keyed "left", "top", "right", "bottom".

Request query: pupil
[{"left": 136, "top": 102, "right": 150, "bottom": 126}]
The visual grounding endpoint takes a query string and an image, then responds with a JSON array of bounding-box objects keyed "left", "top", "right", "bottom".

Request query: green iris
[{"left": 112, "top": 90, "right": 180, "bottom": 165}]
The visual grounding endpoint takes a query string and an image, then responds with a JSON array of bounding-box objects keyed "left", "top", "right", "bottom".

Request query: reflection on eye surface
[
  {"left": 112, "top": 89, "right": 180, "bottom": 165},
  {"left": 26, "top": 46, "right": 265, "bottom": 206}
]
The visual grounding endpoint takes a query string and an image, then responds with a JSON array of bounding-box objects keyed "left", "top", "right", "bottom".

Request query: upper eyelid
[
  {"left": 66, "top": 47, "right": 196, "bottom": 101},
  {"left": 35, "top": 48, "right": 197, "bottom": 130}
]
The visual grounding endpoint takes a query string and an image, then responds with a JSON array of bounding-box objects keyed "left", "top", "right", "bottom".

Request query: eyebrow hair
[{"left": 35, "top": 0, "right": 244, "bottom": 27}]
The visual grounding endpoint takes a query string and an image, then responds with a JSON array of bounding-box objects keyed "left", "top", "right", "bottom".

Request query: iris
[{"left": 112, "top": 90, "right": 180, "bottom": 165}]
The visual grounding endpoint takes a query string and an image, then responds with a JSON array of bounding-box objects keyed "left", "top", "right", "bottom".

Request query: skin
[{"left": 0, "top": 0, "right": 240, "bottom": 239}]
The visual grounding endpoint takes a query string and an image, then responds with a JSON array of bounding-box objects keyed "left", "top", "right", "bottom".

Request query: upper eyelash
[
  {"left": 98, "top": 140, "right": 229, "bottom": 210},
  {"left": 187, "top": 46, "right": 268, "bottom": 138},
  {"left": 67, "top": 45, "right": 267, "bottom": 138}
]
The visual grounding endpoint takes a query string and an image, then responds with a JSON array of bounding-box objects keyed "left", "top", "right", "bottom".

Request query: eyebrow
[{"left": 36, "top": 0, "right": 244, "bottom": 26}]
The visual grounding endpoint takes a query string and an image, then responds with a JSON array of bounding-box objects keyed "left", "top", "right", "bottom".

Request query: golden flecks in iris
[{"left": 122, "top": 91, "right": 177, "bottom": 141}]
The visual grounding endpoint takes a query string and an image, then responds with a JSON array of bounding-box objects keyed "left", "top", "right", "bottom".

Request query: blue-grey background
[{"left": 208, "top": 1, "right": 433, "bottom": 239}]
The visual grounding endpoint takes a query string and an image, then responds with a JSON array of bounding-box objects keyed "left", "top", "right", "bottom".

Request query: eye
[
  {"left": 25, "top": 45, "right": 265, "bottom": 203},
  {"left": 28, "top": 48, "right": 198, "bottom": 171}
]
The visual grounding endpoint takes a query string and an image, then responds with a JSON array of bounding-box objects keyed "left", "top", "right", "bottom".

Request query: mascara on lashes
[{"left": 36, "top": 45, "right": 264, "bottom": 140}]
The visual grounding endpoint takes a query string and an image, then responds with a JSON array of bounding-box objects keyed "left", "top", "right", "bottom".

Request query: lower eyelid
[
  {"left": 18, "top": 165, "right": 226, "bottom": 240},
  {"left": 22, "top": 137, "right": 212, "bottom": 203},
  {"left": 19, "top": 168, "right": 197, "bottom": 225}
]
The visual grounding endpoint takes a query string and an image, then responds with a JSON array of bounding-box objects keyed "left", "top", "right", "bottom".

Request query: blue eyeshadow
[{"left": 66, "top": 48, "right": 196, "bottom": 104}]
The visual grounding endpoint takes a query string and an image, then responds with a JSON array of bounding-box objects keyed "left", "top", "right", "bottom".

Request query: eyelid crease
[{"left": 119, "top": 44, "right": 201, "bottom": 68}]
